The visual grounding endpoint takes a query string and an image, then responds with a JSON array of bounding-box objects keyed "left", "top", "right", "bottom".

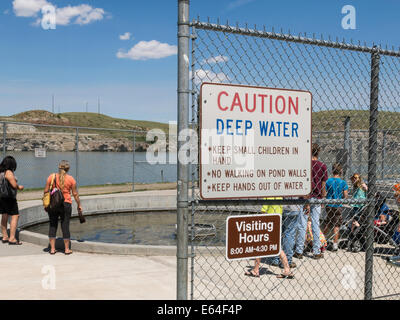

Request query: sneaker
[
  {"left": 332, "top": 243, "right": 338, "bottom": 252},
  {"left": 312, "top": 253, "right": 324, "bottom": 260},
  {"left": 293, "top": 252, "right": 303, "bottom": 259}
]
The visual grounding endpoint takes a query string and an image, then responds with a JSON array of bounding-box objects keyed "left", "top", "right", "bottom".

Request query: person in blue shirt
[
  {"left": 323, "top": 163, "right": 348, "bottom": 251},
  {"left": 374, "top": 192, "right": 390, "bottom": 225}
]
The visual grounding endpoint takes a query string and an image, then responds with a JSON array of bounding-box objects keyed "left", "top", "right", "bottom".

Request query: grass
[
  {"left": 60, "top": 112, "right": 170, "bottom": 132},
  {"left": 312, "top": 110, "right": 400, "bottom": 132},
  {"left": 1, "top": 110, "right": 169, "bottom": 131},
  {"left": 2, "top": 109, "right": 400, "bottom": 136},
  {"left": 0, "top": 110, "right": 171, "bottom": 141}
]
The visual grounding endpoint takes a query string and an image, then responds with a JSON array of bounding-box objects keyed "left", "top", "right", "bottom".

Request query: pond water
[
  {"left": 7, "top": 151, "right": 179, "bottom": 189},
  {"left": 25, "top": 211, "right": 229, "bottom": 246}
]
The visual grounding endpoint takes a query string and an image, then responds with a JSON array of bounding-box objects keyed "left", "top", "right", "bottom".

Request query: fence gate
[{"left": 186, "top": 18, "right": 400, "bottom": 300}]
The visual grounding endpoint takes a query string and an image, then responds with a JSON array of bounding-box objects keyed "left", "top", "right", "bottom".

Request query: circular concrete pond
[
  {"left": 17, "top": 192, "right": 227, "bottom": 255},
  {"left": 24, "top": 210, "right": 227, "bottom": 246}
]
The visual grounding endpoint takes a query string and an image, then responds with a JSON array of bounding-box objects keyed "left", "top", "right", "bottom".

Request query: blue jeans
[
  {"left": 269, "top": 211, "right": 300, "bottom": 265},
  {"left": 295, "top": 204, "right": 321, "bottom": 255}
]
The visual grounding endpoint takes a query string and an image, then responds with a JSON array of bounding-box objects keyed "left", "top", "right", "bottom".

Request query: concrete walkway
[
  {"left": 0, "top": 191, "right": 178, "bottom": 300},
  {"left": 0, "top": 242, "right": 177, "bottom": 300},
  {"left": 3, "top": 190, "right": 399, "bottom": 300}
]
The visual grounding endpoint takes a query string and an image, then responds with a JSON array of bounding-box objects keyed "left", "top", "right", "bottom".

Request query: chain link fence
[
  {"left": 188, "top": 19, "right": 400, "bottom": 300},
  {"left": 0, "top": 121, "right": 177, "bottom": 190}
]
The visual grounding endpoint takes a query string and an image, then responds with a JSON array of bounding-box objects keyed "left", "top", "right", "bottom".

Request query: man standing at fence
[{"left": 294, "top": 143, "right": 328, "bottom": 259}]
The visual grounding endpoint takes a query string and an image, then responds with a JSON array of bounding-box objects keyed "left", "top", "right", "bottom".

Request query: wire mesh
[
  {"left": 189, "top": 21, "right": 400, "bottom": 300},
  {"left": 0, "top": 122, "right": 176, "bottom": 189}
]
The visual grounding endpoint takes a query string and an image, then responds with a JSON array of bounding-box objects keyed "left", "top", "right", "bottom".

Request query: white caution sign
[{"left": 199, "top": 82, "right": 312, "bottom": 199}]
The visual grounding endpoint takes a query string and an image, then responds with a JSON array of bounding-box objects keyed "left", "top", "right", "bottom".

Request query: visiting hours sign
[{"left": 199, "top": 82, "right": 312, "bottom": 199}]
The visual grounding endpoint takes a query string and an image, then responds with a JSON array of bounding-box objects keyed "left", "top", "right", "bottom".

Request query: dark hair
[
  {"left": 0, "top": 156, "right": 17, "bottom": 173},
  {"left": 312, "top": 143, "right": 321, "bottom": 157},
  {"left": 332, "top": 163, "right": 343, "bottom": 176}
]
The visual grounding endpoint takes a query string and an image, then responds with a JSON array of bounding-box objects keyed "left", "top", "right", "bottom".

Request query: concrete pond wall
[{"left": 18, "top": 192, "right": 179, "bottom": 256}]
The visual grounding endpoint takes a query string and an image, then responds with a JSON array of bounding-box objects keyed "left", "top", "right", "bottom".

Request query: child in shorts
[{"left": 323, "top": 163, "right": 348, "bottom": 252}]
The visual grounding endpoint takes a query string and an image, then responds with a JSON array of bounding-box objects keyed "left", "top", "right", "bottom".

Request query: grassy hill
[
  {"left": 312, "top": 110, "right": 400, "bottom": 132},
  {"left": 0, "top": 110, "right": 169, "bottom": 132},
  {"left": 1, "top": 109, "right": 399, "bottom": 134},
  {"left": 0, "top": 110, "right": 170, "bottom": 140}
]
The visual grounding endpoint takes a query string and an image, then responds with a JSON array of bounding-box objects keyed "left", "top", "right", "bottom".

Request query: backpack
[
  {"left": 0, "top": 172, "right": 8, "bottom": 198},
  {"left": 49, "top": 174, "right": 65, "bottom": 211}
]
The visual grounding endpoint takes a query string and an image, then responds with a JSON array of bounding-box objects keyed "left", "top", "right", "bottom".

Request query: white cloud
[
  {"left": 13, "top": 0, "right": 106, "bottom": 26},
  {"left": 191, "top": 69, "right": 230, "bottom": 84},
  {"left": 55, "top": 4, "right": 105, "bottom": 26},
  {"left": 201, "top": 55, "right": 229, "bottom": 65},
  {"left": 119, "top": 32, "right": 132, "bottom": 41},
  {"left": 13, "top": 0, "right": 49, "bottom": 17},
  {"left": 117, "top": 40, "right": 177, "bottom": 61},
  {"left": 227, "top": 0, "right": 256, "bottom": 11}
]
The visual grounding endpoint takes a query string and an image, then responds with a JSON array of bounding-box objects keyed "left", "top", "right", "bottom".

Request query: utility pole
[{"left": 52, "top": 94, "right": 55, "bottom": 113}]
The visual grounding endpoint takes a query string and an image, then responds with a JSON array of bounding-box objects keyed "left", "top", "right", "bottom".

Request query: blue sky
[{"left": 0, "top": 0, "right": 399, "bottom": 123}]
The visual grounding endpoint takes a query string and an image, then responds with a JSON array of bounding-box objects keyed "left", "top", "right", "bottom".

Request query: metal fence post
[
  {"left": 132, "top": 131, "right": 135, "bottom": 192},
  {"left": 344, "top": 116, "right": 351, "bottom": 179},
  {"left": 177, "top": 0, "right": 190, "bottom": 300},
  {"left": 358, "top": 142, "right": 362, "bottom": 174},
  {"left": 365, "top": 48, "right": 380, "bottom": 300},
  {"left": 381, "top": 130, "right": 387, "bottom": 180},
  {"left": 75, "top": 128, "right": 79, "bottom": 186}
]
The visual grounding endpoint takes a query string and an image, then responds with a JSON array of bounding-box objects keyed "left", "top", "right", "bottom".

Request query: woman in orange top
[{"left": 43, "top": 160, "right": 82, "bottom": 255}]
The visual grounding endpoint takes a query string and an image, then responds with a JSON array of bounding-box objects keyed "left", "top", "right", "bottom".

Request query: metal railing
[{"left": 0, "top": 121, "right": 178, "bottom": 190}]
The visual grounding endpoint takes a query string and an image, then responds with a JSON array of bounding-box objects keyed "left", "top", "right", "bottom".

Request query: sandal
[
  {"left": 64, "top": 251, "right": 73, "bottom": 255},
  {"left": 2, "top": 239, "right": 9, "bottom": 244},
  {"left": 49, "top": 250, "right": 57, "bottom": 255},
  {"left": 244, "top": 269, "right": 260, "bottom": 278},
  {"left": 8, "top": 241, "right": 22, "bottom": 245},
  {"left": 277, "top": 272, "right": 294, "bottom": 279}
]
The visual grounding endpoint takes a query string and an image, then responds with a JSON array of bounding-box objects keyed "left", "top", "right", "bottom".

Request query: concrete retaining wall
[{"left": 18, "top": 192, "right": 179, "bottom": 256}]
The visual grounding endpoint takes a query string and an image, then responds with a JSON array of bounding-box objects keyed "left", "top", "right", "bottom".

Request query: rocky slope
[{"left": 1, "top": 110, "right": 173, "bottom": 152}]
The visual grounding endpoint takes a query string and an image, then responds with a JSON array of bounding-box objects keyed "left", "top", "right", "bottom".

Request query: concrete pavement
[
  {"left": 0, "top": 191, "right": 178, "bottom": 300},
  {"left": 0, "top": 239, "right": 177, "bottom": 300},
  {"left": 2, "top": 190, "right": 399, "bottom": 300}
]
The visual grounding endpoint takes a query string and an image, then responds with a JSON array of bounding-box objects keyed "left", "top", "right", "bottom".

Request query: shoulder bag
[{"left": 43, "top": 174, "right": 56, "bottom": 209}]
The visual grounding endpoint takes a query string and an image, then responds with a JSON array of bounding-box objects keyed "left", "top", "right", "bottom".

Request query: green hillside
[
  {"left": 312, "top": 110, "right": 400, "bottom": 132},
  {"left": 0, "top": 110, "right": 169, "bottom": 131},
  {"left": 0, "top": 110, "right": 170, "bottom": 140},
  {"left": 1, "top": 109, "right": 399, "bottom": 134}
]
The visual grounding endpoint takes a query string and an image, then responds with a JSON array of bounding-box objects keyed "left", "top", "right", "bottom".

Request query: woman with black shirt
[{"left": 0, "top": 156, "right": 24, "bottom": 245}]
